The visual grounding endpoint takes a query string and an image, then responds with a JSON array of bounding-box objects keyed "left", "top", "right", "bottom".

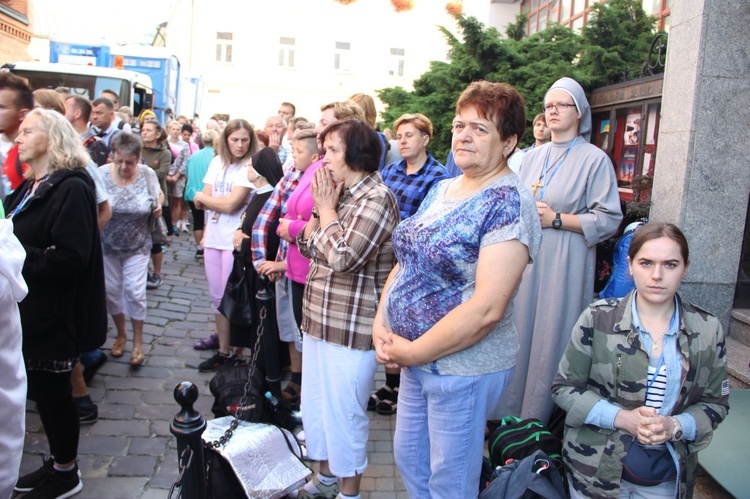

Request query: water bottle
[{"left": 265, "top": 391, "right": 279, "bottom": 409}]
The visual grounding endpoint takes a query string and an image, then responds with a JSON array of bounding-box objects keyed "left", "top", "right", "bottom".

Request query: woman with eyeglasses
[{"left": 495, "top": 77, "right": 622, "bottom": 424}]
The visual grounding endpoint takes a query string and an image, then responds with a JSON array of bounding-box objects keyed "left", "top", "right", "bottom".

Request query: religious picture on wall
[
  {"left": 599, "top": 119, "right": 610, "bottom": 149},
  {"left": 623, "top": 110, "right": 641, "bottom": 145},
  {"left": 619, "top": 146, "right": 637, "bottom": 185}
]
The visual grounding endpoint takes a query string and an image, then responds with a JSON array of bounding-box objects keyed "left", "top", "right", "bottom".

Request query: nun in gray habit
[{"left": 493, "top": 77, "right": 622, "bottom": 423}]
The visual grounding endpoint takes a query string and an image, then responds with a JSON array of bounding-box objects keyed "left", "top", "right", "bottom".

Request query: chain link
[
  {"left": 204, "top": 302, "right": 267, "bottom": 450},
  {"left": 167, "top": 446, "right": 194, "bottom": 499}
]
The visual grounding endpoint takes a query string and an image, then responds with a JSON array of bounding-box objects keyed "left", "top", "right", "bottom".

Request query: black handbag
[{"left": 218, "top": 256, "right": 254, "bottom": 326}]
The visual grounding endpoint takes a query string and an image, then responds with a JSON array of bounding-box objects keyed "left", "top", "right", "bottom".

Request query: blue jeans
[{"left": 394, "top": 366, "right": 513, "bottom": 499}]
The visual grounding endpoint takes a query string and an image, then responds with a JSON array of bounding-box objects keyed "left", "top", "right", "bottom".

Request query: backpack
[
  {"left": 83, "top": 135, "right": 110, "bottom": 166},
  {"left": 479, "top": 450, "right": 566, "bottom": 499},
  {"left": 600, "top": 219, "right": 647, "bottom": 299},
  {"left": 487, "top": 416, "right": 562, "bottom": 469},
  {"left": 208, "top": 362, "right": 297, "bottom": 431}
]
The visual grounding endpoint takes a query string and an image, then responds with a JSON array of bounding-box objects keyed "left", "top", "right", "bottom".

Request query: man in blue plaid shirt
[
  {"left": 369, "top": 112, "right": 455, "bottom": 416},
  {"left": 380, "top": 113, "right": 455, "bottom": 222}
]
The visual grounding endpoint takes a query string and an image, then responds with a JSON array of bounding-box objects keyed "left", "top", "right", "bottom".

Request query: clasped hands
[
  {"left": 615, "top": 406, "right": 675, "bottom": 446},
  {"left": 373, "top": 321, "right": 414, "bottom": 369},
  {"left": 311, "top": 167, "right": 343, "bottom": 214}
]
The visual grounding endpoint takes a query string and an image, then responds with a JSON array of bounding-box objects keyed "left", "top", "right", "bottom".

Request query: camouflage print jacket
[{"left": 551, "top": 292, "right": 729, "bottom": 498}]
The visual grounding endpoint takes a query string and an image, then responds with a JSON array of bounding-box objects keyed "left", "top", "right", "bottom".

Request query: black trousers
[{"left": 27, "top": 369, "right": 79, "bottom": 464}]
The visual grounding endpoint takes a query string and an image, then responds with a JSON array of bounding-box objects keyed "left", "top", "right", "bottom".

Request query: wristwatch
[
  {"left": 552, "top": 212, "right": 562, "bottom": 229},
  {"left": 311, "top": 209, "right": 320, "bottom": 219},
  {"left": 670, "top": 416, "right": 683, "bottom": 441}
]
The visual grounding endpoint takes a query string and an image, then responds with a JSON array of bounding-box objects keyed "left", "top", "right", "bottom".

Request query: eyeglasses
[{"left": 542, "top": 103, "right": 577, "bottom": 113}]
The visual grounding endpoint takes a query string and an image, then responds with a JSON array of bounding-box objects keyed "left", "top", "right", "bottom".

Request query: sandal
[
  {"left": 368, "top": 384, "right": 394, "bottom": 411},
  {"left": 375, "top": 386, "right": 399, "bottom": 415},
  {"left": 111, "top": 337, "right": 127, "bottom": 357},
  {"left": 194, "top": 333, "right": 219, "bottom": 351},
  {"left": 130, "top": 346, "right": 145, "bottom": 366}
]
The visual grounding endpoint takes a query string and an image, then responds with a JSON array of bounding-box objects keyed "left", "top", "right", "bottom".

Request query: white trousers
[{"left": 103, "top": 252, "right": 150, "bottom": 320}]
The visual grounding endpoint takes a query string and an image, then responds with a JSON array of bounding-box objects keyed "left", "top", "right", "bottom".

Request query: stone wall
[{"left": 651, "top": 0, "right": 750, "bottom": 329}]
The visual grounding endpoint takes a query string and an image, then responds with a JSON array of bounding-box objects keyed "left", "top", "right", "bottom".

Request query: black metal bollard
[{"left": 170, "top": 381, "right": 207, "bottom": 499}]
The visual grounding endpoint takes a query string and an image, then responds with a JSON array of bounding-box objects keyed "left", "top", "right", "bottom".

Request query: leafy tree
[
  {"left": 377, "top": 0, "right": 660, "bottom": 157},
  {"left": 505, "top": 12, "right": 528, "bottom": 41},
  {"left": 579, "top": 0, "right": 659, "bottom": 86}
]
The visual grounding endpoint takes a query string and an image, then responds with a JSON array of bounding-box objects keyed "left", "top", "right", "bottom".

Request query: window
[
  {"left": 334, "top": 41, "right": 351, "bottom": 72},
  {"left": 389, "top": 48, "right": 405, "bottom": 77},
  {"left": 279, "top": 37, "right": 295, "bottom": 68},
  {"left": 216, "top": 32, "right": 233, "bottom": 63}
]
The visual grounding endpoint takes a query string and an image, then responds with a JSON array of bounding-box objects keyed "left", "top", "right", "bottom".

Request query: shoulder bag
[{"left": 143, "top": 166, "right": 168, "bottom": 246}]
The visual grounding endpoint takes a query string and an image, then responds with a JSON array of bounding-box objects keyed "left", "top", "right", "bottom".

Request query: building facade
[
  {"left": 163, "top": 0, "right": 461, "bottom": 127},
  {"left": 0, "top": 0, "right": 32, "bottom": 63}
]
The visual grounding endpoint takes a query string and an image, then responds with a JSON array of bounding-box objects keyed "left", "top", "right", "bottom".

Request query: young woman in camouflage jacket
[{"left": 552, "top": 223, "right": 729, "bottom": 498}]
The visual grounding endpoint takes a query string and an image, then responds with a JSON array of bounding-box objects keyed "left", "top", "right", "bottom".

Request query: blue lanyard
[
  {"left": 8, "top": 176, "right": 48, "bottom": 219},
  {"left": 646, "top": 354, "right": 665, "bottom": 392},
  {"left": 538, "top": 137, "right": 578, "bottom": 200}
]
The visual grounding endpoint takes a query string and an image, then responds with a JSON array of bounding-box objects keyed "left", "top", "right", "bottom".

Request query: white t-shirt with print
[{"left": 201, "top": 156, "right": 254, "bottom": 250}]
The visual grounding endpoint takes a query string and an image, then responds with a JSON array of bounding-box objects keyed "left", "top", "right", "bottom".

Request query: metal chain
[
  {"left": 204, "top": 303, "right": 267, "bottom": 450},
  {"left": 167, "top": 446, "right": 194, "bottom": 499}
]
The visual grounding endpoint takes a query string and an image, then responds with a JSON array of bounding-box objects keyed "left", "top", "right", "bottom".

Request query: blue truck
[{"left": 4, "top": 40, "right": 201, "bottom": 124}]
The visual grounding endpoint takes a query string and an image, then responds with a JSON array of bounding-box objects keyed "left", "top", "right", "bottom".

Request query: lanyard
[
  {"left": 646, "top": 354, "right": 665, "bottom": 392},
  {"left": 538, "top": 137, "right": 578, "bottom": 200},
  {"left": 8, "top": 176, "right": 48, "bottom": 219}
]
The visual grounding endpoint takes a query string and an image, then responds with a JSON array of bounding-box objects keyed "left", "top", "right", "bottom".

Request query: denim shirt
[{"left": 584, "top": 294, "right": 698, "bottom": 441}]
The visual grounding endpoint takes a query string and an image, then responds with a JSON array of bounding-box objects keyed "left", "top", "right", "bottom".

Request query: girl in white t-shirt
[{"left": 193, "top": 119, "right": 259, "bottom": 371}]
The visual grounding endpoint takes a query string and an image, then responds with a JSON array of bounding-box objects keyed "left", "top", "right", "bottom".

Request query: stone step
[
  {"left": 730, "top": 308, "right": 750, "bottom": 347},
  {"left": 726, "top": 337, "right": 750, "bottom": 389}
]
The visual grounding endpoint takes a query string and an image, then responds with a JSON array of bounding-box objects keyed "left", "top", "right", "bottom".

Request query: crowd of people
[{"left": 0, "top": 68, "right": 730, "bottom": 499}]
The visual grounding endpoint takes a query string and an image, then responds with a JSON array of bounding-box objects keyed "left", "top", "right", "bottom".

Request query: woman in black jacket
[
  {"left": 5, "top": 108, "right": 106, "bottom": 499},
  {"left": 228, "top": 147, "right": 284, "bottom": 389}
]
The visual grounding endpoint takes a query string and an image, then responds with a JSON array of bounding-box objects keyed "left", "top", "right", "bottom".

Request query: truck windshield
[{"left": 11, "top": 70, "right": 130, "bottom": 104}]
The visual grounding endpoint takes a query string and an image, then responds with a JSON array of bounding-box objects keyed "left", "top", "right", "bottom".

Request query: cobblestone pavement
[
  {"left": 18, "top": 231, "right": 407, "bottom": 499},
  {"left": 17, "top": 229, "right": 729, "bottom": 499}
]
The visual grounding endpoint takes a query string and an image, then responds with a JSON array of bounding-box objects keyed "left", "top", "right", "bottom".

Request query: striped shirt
[
  {"left": 297, "top": 171, "right": 399, "bottom": 350},
  {"left": 645, "top": 362, "right": 668, "bottom": 409}
]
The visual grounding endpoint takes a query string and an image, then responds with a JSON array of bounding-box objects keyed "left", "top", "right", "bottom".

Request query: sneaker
[
  {"left": 15, "top": 457, "right": 54, "bottom": 492},
  {"left": 296, "top": 475, "right": 340, "bottom": 499},
  {"left": 146, "top": 273, "right": 162, "bottom": 290},
  {"left": 198, "top": 352, "right": 235, "bottom": 372},
  {"left": 74, "top": 396, "right": 98, "bottom": 425},
  {"left": 172, "top": 225, "right": 180, "bottom": 236},
  {"left": 181, "top": 220, "right": 190, "bottom": 232},
  {"left": 23, "top": 466, "right": 82, "bottom": 499},
  {"left": 15, "top": 458, "right": 82, "bottom": 497},
  {"left": 195, "top": 247, "right": 204, "bottom": 258}
]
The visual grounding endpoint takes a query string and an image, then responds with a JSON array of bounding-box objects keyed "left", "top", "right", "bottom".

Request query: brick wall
[{"left": 0, "top": 0, "right": 32, "bottom": 63}]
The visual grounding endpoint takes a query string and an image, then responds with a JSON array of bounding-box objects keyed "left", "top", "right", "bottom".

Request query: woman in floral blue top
[{"left": 373, "top": 81, "right": 542, "bottom": 498}]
